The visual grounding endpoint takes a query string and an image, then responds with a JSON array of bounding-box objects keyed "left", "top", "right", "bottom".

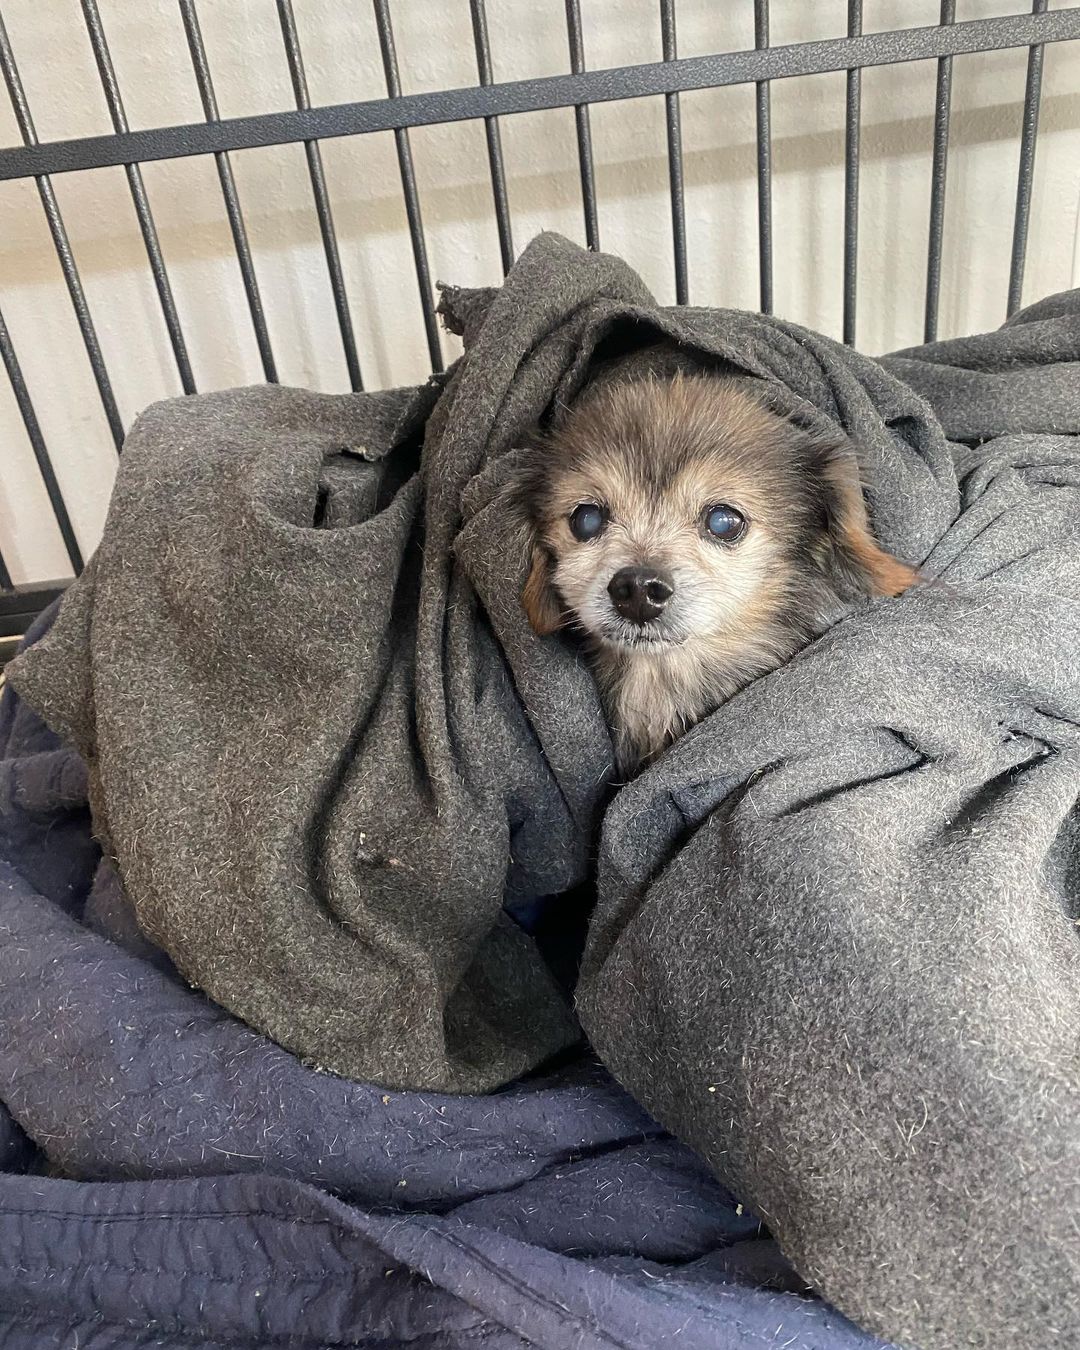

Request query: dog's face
[{"left": 519, "top": 374, "right": 915, "bottom": 651}]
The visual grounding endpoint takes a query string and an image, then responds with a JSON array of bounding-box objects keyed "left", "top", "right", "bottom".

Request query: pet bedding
[{"left": 4, "top": 233, "right": 1080, "bottom": 1348}]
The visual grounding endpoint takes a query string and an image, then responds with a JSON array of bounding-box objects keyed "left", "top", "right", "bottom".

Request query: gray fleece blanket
[{"left": 10, "top": 233, "right": 1080, "bottom": 1350}]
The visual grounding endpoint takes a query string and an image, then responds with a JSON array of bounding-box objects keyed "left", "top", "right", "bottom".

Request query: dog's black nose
[{"left": 607, "top": 567, "right": 675, "bottom": 625}]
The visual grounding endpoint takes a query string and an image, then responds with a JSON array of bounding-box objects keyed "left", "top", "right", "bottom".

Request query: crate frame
[{"left": 1, "top": 1, "right": 1078, "bottom": 624}]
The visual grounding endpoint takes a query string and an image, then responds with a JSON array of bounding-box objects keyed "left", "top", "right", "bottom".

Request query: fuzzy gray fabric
[{"left": 10, "top": 232, "right": 1080, "bottom": 1350}]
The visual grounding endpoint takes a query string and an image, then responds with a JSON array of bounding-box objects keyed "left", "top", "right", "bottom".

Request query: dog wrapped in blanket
[{"left": 517, "top": 372, "right": 918, "bottom": 772}]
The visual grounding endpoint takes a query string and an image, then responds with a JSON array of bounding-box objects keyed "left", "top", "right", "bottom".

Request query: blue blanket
[{"left": 0, "top": 609, "right": 883, "bottom": 1348}]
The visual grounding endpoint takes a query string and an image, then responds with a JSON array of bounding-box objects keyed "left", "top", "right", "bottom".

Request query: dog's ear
[
  {"left": 508, "top": 437, "right": 567, "bottom": 636},
  {"left": 815, "top": 440, "right": 919, "bottom": 600},
  {"left": 522, "top": 545, "right": 565, "bottom": 635}
]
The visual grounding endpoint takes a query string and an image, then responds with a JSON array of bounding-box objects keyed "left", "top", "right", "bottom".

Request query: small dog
[{"left": 517, "top": 373, "right": 918, "bottom": 774}]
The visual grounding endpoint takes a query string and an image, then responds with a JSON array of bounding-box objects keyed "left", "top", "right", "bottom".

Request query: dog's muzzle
[{"left": 607, "top": 566, "right": 675, "bottom": 626}]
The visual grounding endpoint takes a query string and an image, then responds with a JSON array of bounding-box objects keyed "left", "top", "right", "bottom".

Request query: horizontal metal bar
[
  {"left": 0, "top": 581, "right": 67, "bottom": 637},
  {"left": 1, "top": 10, "right": 1076, "bottom": 182}
]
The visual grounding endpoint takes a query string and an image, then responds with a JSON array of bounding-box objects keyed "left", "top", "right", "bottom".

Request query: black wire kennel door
[{"left": 0, "top": 0, "right": 1078, "bottom": 645}]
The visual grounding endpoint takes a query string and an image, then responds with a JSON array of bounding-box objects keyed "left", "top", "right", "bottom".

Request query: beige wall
[{"left": 1, "top": 0, "right": 1078, "bottom": 585}]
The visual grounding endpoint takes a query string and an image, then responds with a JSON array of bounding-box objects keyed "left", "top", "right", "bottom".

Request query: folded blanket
[
  {"left": 9, "top": 232, "right": 1080, "bottom": 1349},
  {"left": 0, "top": 654, "right": 881, "bottom": 1350}
]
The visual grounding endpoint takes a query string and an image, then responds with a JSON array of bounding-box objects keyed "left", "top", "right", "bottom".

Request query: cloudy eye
[
  {"left": 569, "top": 503, "right": 606, "bottom": 542},
  {"left": 704, "top": 505, "right": 747, "bottom": 543}
]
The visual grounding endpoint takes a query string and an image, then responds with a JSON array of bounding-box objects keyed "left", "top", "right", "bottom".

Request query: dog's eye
[
  {"left": 704, "top": 505, "right": 747, "bottom": 542},
  {"left": 569, "top": 503, "right": 606, "bottom": 541}
]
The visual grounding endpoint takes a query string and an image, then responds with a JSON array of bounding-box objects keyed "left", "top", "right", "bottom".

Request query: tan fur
[
  {"left": 522, "top": 547, "right": 564, "bottom": 635},
  {"left": 595, "top": 617, "right": 797, "bottom": 769},
  {"left": 821, "top": 456, "right": 921, "bottom": 598},
  {"left": 518, "top": 374, "right": 918, "bottom": 774}
]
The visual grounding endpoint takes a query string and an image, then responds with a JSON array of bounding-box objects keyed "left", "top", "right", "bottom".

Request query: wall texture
[{"left": 1, "top": 0, "right": 1078, "bottom": 584}]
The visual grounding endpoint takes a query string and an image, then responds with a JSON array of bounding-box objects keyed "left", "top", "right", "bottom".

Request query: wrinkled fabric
[
  {"left": 7, "top": 233, "right": 1080, "bottom": 1348},
  {"left": 6, "top": 232, "right": 955, "bottom": 1096},
  {"left": 0, "top": 645, "right": 881, "bottom": 1349}
]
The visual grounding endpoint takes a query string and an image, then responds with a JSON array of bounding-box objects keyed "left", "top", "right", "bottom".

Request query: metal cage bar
[
  {"left": 469, "top": 0, "right": 515, "bottom": 275},
  {"left": 924, "top": 0, "right": 955, "bottom": 343},
  {"left": 660, "top": 0, "right": 688, "bottom": 305},
  {"left": 1007, "top": 0, "right": 1048, "bottom": 317},
  {"left": 0, "top": 305, "right": 83, "bottom": 575},
  {"left": 754, "top": 0, "right": 773, "bottom": 315},
  {"left": 372, "top": 0, "right": 443, "bottom": 373},
  {"left": 179, "top": 0, "right": 278, "bottom": 384},
  {"left": 276, "top": 0, "right": 364, "bottom": 391},
  {"left": 564, "top": 0, "right": 600, "bottom": 251},
  {"left": 843, "top": 0, "right": 862, "bottom": 347},
  {"left": 2, "top": 12, "right": 1076, "bottom": 181},
  {"left": 81, "top": 0, "right": 195, "bottom": 396},
  {"left": 0, "top": 582, "right": 67, "bottom": 627},
  {"left": 2, "top": 6, "right": 1079, "bottom": 614},
  {"left": 0, "top": 12, "right": 125, "bottom": 450}
]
